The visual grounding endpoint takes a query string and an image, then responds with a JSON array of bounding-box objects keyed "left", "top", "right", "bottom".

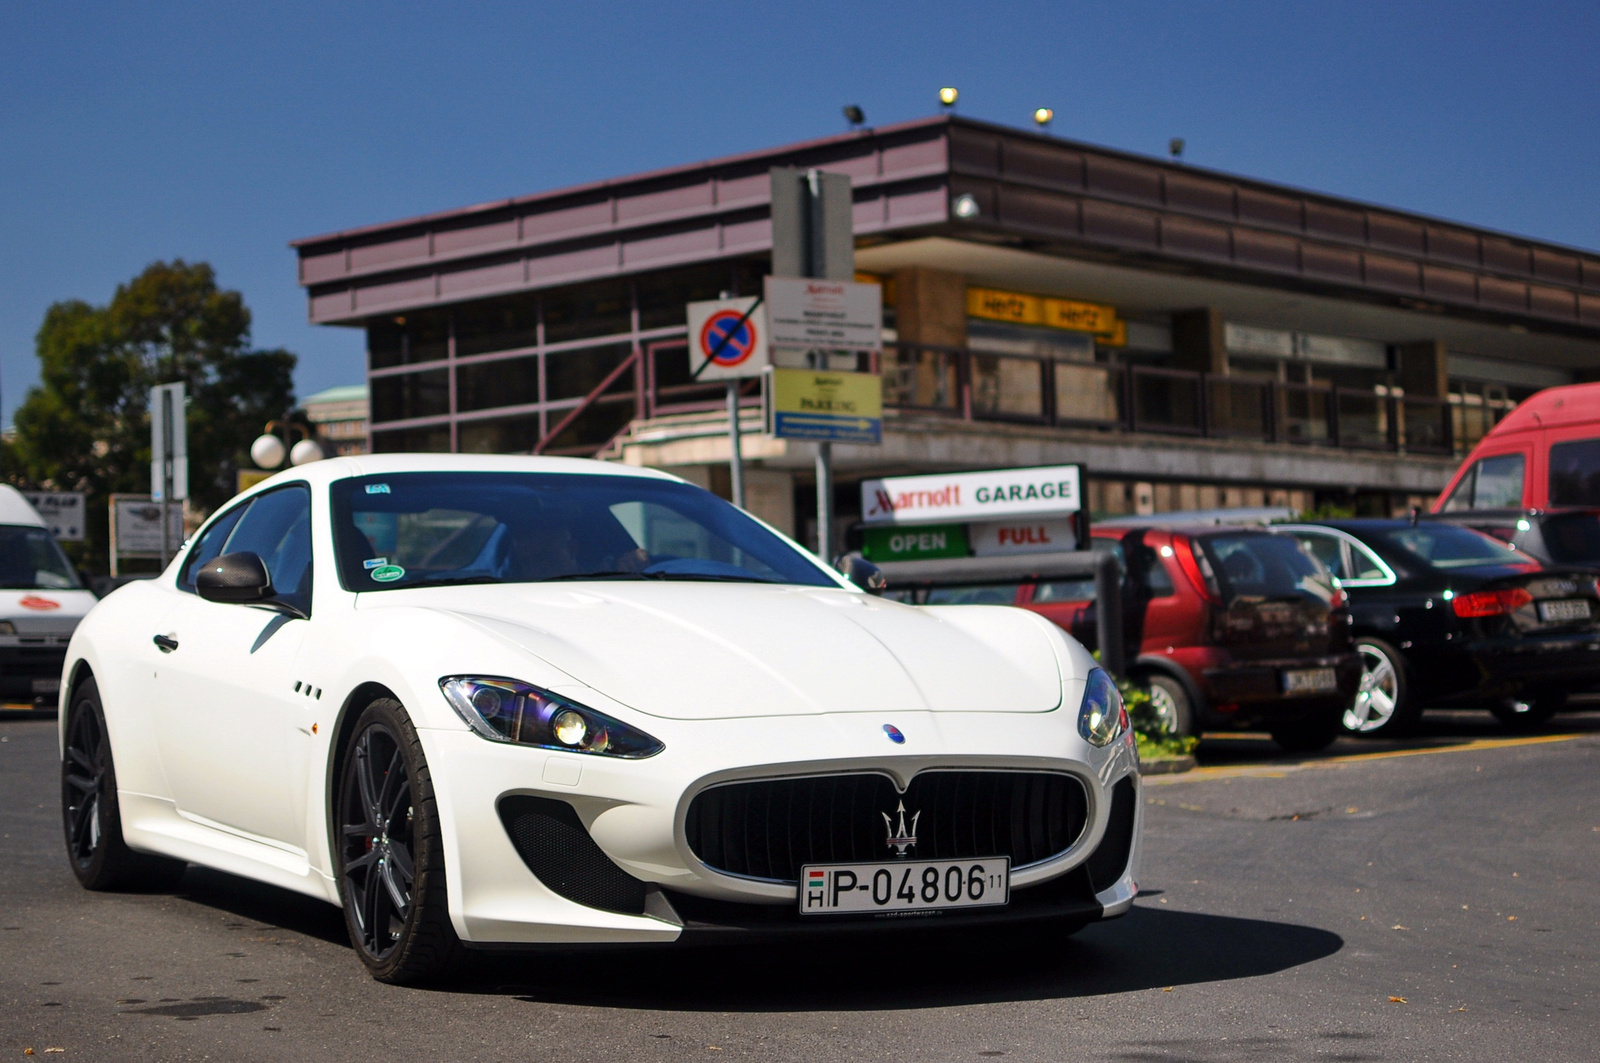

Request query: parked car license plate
[
  {"left": 31, "top": 677, "right": 60, "bottom": 694},
  {"left": 1281, "top": 667, "right": 1338, "bottom": 695},
  {"left": 799, "top": 858, "right": 1010, "bottom": 916},
  {"left": 1538, "top": 599, "right": 1592, "bottom": 623}
]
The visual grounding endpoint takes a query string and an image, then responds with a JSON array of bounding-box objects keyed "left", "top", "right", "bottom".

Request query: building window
[
  {"left": 545, "top": 343, "right": 633, "bottom": 402},
  {"left": 368, "top": 310, "right": 449, "bottom": 368},
  {"left": 543, "top": 279, "right": 631, "bottom": 344},
  {"left": 371, "top": 369, "right": 449, "bottom": 423},
  {"left": 457, "top": 355, "right": 539, "bottom": 412},
  {"left": 455, "top": 297, "right": 537, "bottom": 357},
  {"left": 637, "top": 264, "right": 734, "bottom": 331},
  {"left": 371, "top": 425, "right": 451, "bottom": 453},
  {"left": 458, "top": 414, "right": 541, "bottom": 454}
]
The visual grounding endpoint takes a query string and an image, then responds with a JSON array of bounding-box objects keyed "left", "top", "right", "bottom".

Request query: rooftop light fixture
[
  {"left": 939, "top": 87, "right": 959, "bottom": 109},
  {"left": 1170, "top": 137, "right": 1186, "bottom": 159},
  {"left": 1033, "top": 107, "right": 1054, "bottom": 128},
  {"left": 843, "top": 104, "right": 865, "bottom": 128}
]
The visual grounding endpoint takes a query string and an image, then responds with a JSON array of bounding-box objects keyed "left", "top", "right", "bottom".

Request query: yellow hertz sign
[{"left": 966, "top": 287, "right": 1123, "bottom": 344}]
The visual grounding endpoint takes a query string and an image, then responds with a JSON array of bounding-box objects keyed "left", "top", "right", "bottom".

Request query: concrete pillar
[
  {"left": 743, "top": 469, "right": 796, "bottom": 538},
  {"left": 893, "top": 268, "right": 967, "bottom": 347},
  {"left": 1396, "top": 340, "right": 1448, "bottom": 398},
  {"left": 1170, "top": 308, "right": 1227, "bottom": 374}
]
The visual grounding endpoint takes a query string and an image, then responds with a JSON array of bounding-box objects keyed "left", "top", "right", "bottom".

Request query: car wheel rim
[
  {"left": 1146, "top": 684, "right": 1179, "bottom": 736},
  {"left": 340, "top": 723, "right": 416, "bottom": 961},
  {"left": 1346, "top": 646, "right": 1399, "bottom": 733},
  {"left": 63, "top": 701, "right": 105, "bottom": 868}
]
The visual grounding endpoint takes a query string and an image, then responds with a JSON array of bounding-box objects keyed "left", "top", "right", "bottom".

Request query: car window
[
  {"left": 0, "top": 524, "right": 82, "bottom": 590},
  {"left": 1348, "top": 541, "right": 1388, "bottom": 581},
  {"left": 1548, "top": 438, "right": 1600, "bottom": 506},
  {"left": 1032, "top": 578, "right": 1096, "bottom": 603},
  {"left": 329, "top": 472, "right": 834, "bottom": 591},
  {"left": 1442, "top": 453, "right": 1524, "bottom": 510},
  {"left": 924, "top": 583, "right": 1021, "bottom": 605},
  {"left": 178, "top": 504, "right": 249, "bottom": 593},
  {"left": 220, "top": 485, "right": 314, "bottom": 612},
  {"left": 1539, "top": 513, "right": 1600, "bottom": 565},
  {"left": 1377, "top": 524, "right": 1527, "bottom": 570},
  {"left": 1199, "top": 533, "right": 1334, "bottom": 602},
  {"left": 1294, "top": 532, "right": 1346, "bottom": 579}
]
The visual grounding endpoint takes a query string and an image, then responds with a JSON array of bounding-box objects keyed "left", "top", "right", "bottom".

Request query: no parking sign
[{"left": 686, "top": 296, "right": 769, "bottom": 380}]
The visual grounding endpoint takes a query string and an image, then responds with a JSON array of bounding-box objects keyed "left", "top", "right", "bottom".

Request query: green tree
[{"left": 7, "top": 261, "right": 296, "bottom": 573}]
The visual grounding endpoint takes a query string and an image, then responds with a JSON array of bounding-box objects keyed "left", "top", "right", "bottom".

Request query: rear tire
[
  {"left": 1490, "top": 691, "right": 1565, "bottom": 731},
  {"left": 1345, "top": 638, "right": 1419, "bottom": 737},
  {"left": 61, "top": 677, "right": 188, "bottom": 891},
  {"left": 1269, "top": 707, "right": 1343, "bottom": 753},
  {"left": 335, "top": 698, "right": 462, "bottom": 984},
  {"left": 1141, "top": 674, "right": 1196, "bottom": 738}
]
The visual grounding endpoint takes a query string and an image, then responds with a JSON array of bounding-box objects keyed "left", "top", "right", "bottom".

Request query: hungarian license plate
[
  {"left": 1282, "top": 667, "right": 1338, "bottom": 695},
  {"left": 31, "top": 677, "right": 60, "bottom": 695},
  {"left": 1538, "top": 599, "right": 1592, "bottom": 623},
  {"left": 798, "top": 858, "right": 1010, "bottom": 916}
]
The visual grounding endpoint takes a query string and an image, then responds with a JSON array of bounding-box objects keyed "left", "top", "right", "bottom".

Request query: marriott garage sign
[{"left": 861, "top": 465, "right": 1083, "bottom": 525}]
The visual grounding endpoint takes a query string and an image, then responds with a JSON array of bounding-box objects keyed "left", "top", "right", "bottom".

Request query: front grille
[{"left": 685, "top": 771, "right": 1089, "bottom": 884}]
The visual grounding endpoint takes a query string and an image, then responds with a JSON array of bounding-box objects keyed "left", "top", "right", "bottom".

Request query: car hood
[
  {"left": 359, "top": 582, "right": 1065, "bottom": 720},
  {"left": 0, "top": 588, "right": 96, "bottom": 633}
]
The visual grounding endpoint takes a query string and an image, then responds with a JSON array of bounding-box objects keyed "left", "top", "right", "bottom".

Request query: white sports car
[{"left": 61, "top": 454, "right": 1141, "bottom": 982}]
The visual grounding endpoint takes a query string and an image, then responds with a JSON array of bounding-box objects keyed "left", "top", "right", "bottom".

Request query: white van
[{"left": 0, "top": 486, "right": 97, "bottom": 707}]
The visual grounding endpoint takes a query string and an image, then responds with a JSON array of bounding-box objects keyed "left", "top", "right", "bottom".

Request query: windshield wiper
[
  {"left": 413, "top": 574, "right": 504, "bottom": 588},
  {"left": 645, "top": 572, "right": 778, "bottom": 583},
  {"left": 538, "top": 570, "right": 654, "bottom": 582}
]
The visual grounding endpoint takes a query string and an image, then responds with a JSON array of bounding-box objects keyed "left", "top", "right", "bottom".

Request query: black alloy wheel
[
  {"left": 61, "top": 677, "right": 187, "bottom": 891},
  {"left": 336, "top": 698, "right": 460, "bottom": 983}
]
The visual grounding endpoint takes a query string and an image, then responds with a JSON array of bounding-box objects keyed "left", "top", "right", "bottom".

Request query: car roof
[
  {"left": 1098, "top": 521, "right": 1273, "bottom": 537},
  {"left": 1481, "top": 380, "right": 1600, "bottom": 435},
  {"left": 0, "top": 485, "right": 46, "bottom": 527},
  {"left": 230, "top": 453, "right": 684, "bottom": 505}
]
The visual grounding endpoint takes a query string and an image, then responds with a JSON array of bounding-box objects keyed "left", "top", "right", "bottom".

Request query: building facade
[
  {"left": 292, "top": 116, "right": 1600, "bottom": 548},
  {"left": 299, "top": 384, "right": 370, "bottom": 457}
]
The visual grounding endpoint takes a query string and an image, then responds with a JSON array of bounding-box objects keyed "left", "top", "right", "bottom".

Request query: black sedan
[
  {"left": 1274, "top": 519, "right": 1600, "bottom": 735},
  {"left": 1427, "top": 508, "right": 1600, "bottom": 568}
]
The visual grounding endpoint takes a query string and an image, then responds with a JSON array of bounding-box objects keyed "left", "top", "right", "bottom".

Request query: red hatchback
[{"left": 984, "top": 525, "right": 1361, "bottom": 751}]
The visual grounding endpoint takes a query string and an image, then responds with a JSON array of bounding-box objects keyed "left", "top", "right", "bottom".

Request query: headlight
[
  {"left": 1077, "top": 667, "right": 1126, "bottom": 748},
  {"left": 439, "top": 677, "right": 664, "bottom": 758}
]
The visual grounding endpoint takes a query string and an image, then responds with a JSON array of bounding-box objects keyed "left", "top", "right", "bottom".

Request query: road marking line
[{"left": 1145, "top": 732, "right": 1584, "bottom": 785}]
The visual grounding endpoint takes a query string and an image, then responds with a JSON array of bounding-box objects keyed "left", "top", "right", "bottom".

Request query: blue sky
[{"left": 2, "top": 1, "right": 1596, "bottom": 426}]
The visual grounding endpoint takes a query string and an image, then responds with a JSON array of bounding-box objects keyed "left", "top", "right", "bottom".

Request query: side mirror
[
  {"left": 834, "top": 553, "right": 887, "bottom": 595},
  {"left": 195, "top": 552, "right": 275, "bottom": 604}
]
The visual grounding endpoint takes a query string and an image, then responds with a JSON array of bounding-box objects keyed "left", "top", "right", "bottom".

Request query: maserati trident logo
[{"left": 882, "top": 800, "right": 920, "bottom": 856}]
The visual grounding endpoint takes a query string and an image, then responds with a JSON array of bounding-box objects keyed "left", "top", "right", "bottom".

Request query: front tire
[
  {"left": 336, "top": 698, "right": 461, "bottom": 984},
  {"left": 61, "top": 677, "right": 187, "bottom": 891},
  {"left": 1141, "top": 674, "right": 1196, "bottom": 738},
  {"left": 1344, "top": 638, "right": 1417, "bottom": 737}
]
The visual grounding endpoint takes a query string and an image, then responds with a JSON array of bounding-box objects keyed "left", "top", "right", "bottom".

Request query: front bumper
[
  {"left": 1421, "top": 630, "right": 1600, "bottom": 701},
  {"left": 420, "top": 709, "right": 1142, "bottom": 946},
  {"left": 0, "top": 643, "right": 68, "bottom": 702}
]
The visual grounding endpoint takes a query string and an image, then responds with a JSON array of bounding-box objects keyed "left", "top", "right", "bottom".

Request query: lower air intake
[{"left": 497, "top": 795, "right": 647, "bottom": 915}]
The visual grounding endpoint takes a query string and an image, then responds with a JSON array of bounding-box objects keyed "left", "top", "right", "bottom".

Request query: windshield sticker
[
  {"left": 370, "top": 564, "right": 405, "bottom": 583},
  {"left": 362, "top": 557, "right": 388, "bottom": 570},
  {"left": 365, "top": 483, "right": 391, "bottom": 494}
]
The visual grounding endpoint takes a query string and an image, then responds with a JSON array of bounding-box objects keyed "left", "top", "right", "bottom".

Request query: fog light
[{"left": 552, "top": 710, "right": 588, "bottom": 747}]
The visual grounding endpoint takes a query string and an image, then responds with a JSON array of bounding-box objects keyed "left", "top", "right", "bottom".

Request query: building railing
[{"left": 527, "top": 339, "right": 1465, "bottom": 458}]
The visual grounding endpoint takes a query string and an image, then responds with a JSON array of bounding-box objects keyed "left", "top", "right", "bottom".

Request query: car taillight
[
  {"left": 1328, "top": 583, "right": 1346, "bottom": 610},
  {"left": 1172, "top": 534, "right": 1223, "bottom": 605},
  {"left": 1451, "top": 587, "right": 1533, "bottom": 618}
]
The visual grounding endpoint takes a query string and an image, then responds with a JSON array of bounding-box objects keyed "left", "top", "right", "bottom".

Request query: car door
[{"left": 150, "top": 484, "right": 314, "bottom": 848}]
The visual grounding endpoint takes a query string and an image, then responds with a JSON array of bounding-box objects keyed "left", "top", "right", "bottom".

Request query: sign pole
[
  {"left": 726, "top": 379, "right": 745, "bottom": 509},
  {"left": 160, "top": 387, "right": 173, "bottom": 567}
]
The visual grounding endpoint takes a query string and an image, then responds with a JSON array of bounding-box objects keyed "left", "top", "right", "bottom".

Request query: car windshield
[
  {"left": 1199, "top": 533, "right": 1333, "bottom": 602},
  {"left": 0, "top": 524, "right": 82, "bottom": 590},
  {"left": 1377, "top": 524, "right": 1530, "bottom": 570},
  {"left": 923, "top": 582, "right": 1020, "bottom": 605},
  {"left": 329, "top": 472, "right": 836, "bottom": 591}
]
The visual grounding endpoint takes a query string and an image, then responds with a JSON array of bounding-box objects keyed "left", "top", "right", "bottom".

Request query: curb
[{"left": 1139, "top": 755, "right": 1197, "bottom": 776}]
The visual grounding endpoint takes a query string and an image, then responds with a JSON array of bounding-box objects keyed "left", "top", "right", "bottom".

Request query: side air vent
[
  {"left": 497, "top": 796, "right": 647, "bottom": 915},
  {"left": 1083, "top": 776, "right": 1137, "bottom": 893}
]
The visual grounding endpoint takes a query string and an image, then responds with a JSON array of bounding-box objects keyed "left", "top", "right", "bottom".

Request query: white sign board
[
  {"left": 112, "top": 496, "right": 185, "bottom": 556},
  {"left": 150, "top": 381, "right": 189, "bottom": 502},
  {"left": 861, "top": 465, "right": 1082, "bottom": 525},
  {"left": 21, "top": 491, "right": 86, "bottom": 542},
  {"left": 764, "top": 276, "right": 882, "bottom": 353},
  {"left": 970, "top": 518, "right": 1081, "bottom": 557},
  {"left": 686, "top": 297, "right": 770, "bottom": 380}
]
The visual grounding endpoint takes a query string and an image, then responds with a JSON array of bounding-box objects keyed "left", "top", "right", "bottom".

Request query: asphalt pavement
[{"left": 2, "top": 707, "right": 1597, "bottom": 1062}]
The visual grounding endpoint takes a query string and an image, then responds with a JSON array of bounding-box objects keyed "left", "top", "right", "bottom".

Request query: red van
[{"left": 1435, "top": 381, "right": 1600, "bottom": 512}]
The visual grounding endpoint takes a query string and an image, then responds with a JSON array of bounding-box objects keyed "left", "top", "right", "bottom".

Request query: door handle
[{"left": 153, "top": 634, "right": 179, "bottom": 653}]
